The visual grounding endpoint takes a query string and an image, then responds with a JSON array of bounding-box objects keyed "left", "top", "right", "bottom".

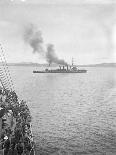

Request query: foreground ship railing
[{"left": 0, "top": 44, "right": 35, "bottom": 155}]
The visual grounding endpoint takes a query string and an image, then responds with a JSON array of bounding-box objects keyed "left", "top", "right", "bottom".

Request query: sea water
[{"left": 9, "top": 66, "right": 116, "bottom": 155}]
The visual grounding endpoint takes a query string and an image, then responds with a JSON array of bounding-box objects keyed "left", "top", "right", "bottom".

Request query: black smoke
[
  {"left": 46, "top": 44, "right": 67, "bottom": 65},
  {"left": 23, "top": 24, "right": 43, "bottom": 53},
  {"left": 23, "top": 24, "right": 68, "bottom": 65}
]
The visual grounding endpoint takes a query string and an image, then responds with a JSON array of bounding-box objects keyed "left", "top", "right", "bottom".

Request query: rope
[
  {"left": 0, "top": 44, "right": 35, "bottom": 155},
  {"left": 29, "top": 123, "right": 35, "bottom": 155},
  {"left": 0, "top": 44, "right": 15, "bottom": 91},
  {"left": 0, "top": 63, "right": 12, "bottom": 90},
  {"left": 0, "top": 44, "right": 22, "bottom": 103},
  {"left": 0, "top": 45, "right": 12, "bottom": 90},
  {"left": 0, "top": 48, "right": 12, "bottom": 90}
]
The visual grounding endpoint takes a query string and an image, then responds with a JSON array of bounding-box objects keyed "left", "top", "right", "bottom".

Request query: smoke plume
[
  {"left": 23, "top": 24, "right": 68, "bottom": 65},
  {"left": 23, "top": 24, "right": 43, "bottom": 53},
  {"left": 46, "top": 44, "right": 67, "bottom": 65}
]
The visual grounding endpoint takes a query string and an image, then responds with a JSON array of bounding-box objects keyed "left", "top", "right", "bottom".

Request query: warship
[{"left": 33, "top": 59, "right": 87, "bottom": 73}]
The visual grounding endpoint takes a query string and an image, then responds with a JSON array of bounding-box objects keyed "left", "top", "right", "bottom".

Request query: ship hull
[{"left": 33, "top": 70, "right": 87, "bottom": 73}]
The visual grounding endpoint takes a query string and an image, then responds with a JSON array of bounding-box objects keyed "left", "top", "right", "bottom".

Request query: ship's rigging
[
  {"left": 0, "top": 44, "right": 15, "bottom": 91},
  {"left": 0, "top": 44, "right": 36, "bottom": 155}
]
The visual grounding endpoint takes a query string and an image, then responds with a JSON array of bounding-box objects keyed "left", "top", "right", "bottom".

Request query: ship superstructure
[{"left": 33, "top": 58, "right": 87, "bottom": 73}]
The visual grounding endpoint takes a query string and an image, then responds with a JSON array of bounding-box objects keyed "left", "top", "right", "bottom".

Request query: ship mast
[{"left": 72, "top": 57, "right": 74, "bottom": 66}]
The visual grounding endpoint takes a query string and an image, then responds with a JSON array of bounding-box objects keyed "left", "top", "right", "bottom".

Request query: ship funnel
[
  {"left": 66, "top": 65, "right": 68, "bottom": 71},
  {"left": 59, "top": 66, "right": 61, "bottom": 70}
]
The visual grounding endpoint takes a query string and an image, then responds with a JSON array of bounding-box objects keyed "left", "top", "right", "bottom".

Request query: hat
[{"left": 4, "top": 136, "right": 8, "bottom": 140}]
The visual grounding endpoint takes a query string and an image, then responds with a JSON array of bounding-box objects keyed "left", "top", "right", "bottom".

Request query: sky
[{"left": 0, "top": 0, "right": 116, "bottom": 64}]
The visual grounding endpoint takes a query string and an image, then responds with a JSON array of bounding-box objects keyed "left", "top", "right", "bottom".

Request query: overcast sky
[{"left": 0, "top": 0, "right": 116, "bottom": 64}]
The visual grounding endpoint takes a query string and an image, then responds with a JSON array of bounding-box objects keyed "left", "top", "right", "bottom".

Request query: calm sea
[{"left": 9, "top": 66, "right": 116, "bottom": 155}]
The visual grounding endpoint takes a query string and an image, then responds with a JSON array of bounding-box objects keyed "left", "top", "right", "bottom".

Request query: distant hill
[
  {"left": 0, "top": 62, "right": 47, "bottom": 67},
  {"left": 80, "top": 63, "right": 116, "bottom": 67},
  {"left": 6, "top": 63, "right": 59, "bottom": 67},
  {"left": 0, "top": 62, "right": 116, "bottom": 67},
  {"left": 7, "top": 62, "right": 43, "bottom": 67}
]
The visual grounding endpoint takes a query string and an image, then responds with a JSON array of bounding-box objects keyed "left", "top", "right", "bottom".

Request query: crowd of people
[{"left": 0, "top": 88, "right": 35, "bottom": 155}]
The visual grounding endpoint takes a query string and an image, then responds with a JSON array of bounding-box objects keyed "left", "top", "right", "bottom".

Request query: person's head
[{"left": 4, "top": 135, "right": 8, "bottom": 140}]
